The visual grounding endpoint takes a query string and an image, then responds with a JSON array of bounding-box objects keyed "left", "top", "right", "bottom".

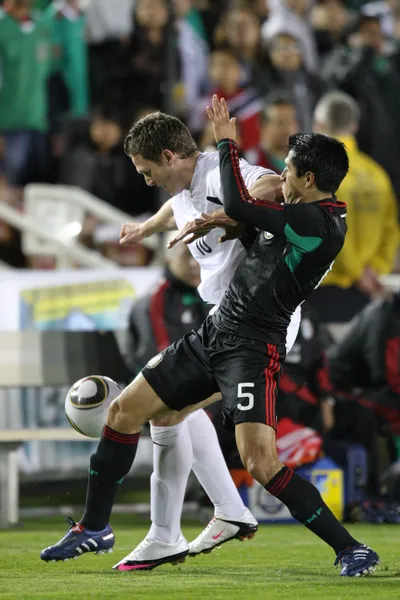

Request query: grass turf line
[{"left": 0, "top": 518, "right": 399, "bottom": 600}]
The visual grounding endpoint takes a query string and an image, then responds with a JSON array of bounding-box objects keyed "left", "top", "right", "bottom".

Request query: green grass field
[{"left": 0, "top": 517, "right": 399, "bottom": 600}]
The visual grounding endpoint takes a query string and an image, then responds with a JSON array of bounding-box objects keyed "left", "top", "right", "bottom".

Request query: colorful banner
[{"left": 0, "top": 268, "right": 161, "bottom": 476}]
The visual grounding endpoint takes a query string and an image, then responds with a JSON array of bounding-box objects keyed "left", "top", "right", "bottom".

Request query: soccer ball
[{"left": 65, "top": 375, "right": 121, "bottom": 438}]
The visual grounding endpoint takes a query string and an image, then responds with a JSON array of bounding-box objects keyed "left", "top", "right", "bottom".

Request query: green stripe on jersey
[{"left": 284, "top": 223, "right": 323, "bottom": 273}]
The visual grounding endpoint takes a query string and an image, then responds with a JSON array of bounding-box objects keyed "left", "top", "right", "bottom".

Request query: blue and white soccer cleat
[
  {"left": 40, "top": 517, "right": 115, "bottom": 562},
  {"left": 334, "top": 544, "right": 380, "bottom": 577}
]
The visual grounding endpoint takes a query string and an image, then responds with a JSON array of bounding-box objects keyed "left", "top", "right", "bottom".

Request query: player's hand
[
  {"left": 167, "top": 211, "right": 245, "bottom": 248},
  {"left": 206, "top": 95, "right": 237, "bottom": 143},
  {"left": 120, "top": 221, "right": 149, "bottom": 245}
]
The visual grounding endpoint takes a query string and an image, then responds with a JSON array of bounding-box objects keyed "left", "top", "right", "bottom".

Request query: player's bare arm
[{"left": 120, "top": 199, "right": 176, "bottom": 245}]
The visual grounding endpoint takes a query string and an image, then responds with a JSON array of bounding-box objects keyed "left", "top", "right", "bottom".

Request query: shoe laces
[
  {"left": 202, "top": 516, "right": 217, "bottom": 533},
  {"left": 334, "top": 544, "right": 368, "bottom": 566},
  {"left": 65, "top": 516, "right": 77, "bottom": 528}
]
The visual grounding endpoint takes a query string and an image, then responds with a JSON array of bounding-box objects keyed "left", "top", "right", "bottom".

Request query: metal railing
[
  {"left": 24, "top": 184, "right": 158, "bottom": 250},
  {"left": 0, "top": 202, "right": 116, "bottom": 269}
]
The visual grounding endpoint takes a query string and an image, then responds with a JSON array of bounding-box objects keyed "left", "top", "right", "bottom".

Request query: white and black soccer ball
[{"left": 65, "top": 375, "right": 121, "bottom": 438}]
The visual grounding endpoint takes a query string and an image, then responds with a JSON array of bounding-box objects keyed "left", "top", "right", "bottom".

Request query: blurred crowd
[
  {"left": 0, "top": 0, "right": 400, "bottom": 273},
  {"left": 0, "top": 0, "right": 399, "bottom": 300},
  {"left": 1, "top": 0, "right": 400, "bottom": 520}
]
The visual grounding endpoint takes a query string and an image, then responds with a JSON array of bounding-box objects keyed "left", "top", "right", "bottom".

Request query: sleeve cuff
[{"left": 217, "top": 139, "right": 236, "bottom": 148}]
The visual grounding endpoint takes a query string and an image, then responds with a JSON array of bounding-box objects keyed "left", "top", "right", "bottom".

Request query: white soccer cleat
[
  {"left": 113, "top": 533, "right": 189, "bottom": 571},
  {"left": 188, "top": 507, "right": 258, "bottom": 556}
]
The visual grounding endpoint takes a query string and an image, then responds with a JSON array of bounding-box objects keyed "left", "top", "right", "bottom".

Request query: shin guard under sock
[
  {"left": 80, "top": 425, "right": 139, "bottom": 530},
  {"left": 265, "top": 466, "right": 359, "bottom": 554}
]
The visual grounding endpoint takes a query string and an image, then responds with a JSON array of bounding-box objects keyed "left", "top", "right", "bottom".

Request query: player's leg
[
  {"left": 235, "top": 421, "right": 379, "bottom": 576},
  {"left": 186, "top": 407, "right": 257, "bottom": 556},
  {"left": 115, "top": 393, "right": 257, "bottom": 569},
  {"left": 41, "top": 329, "right": 219, "bottom": 565},
  {"left": 112, "top": 328, "right": 220, "bottom": 571},
  {"left": 145, "top": 398, "right": 222, "bottom": 548},
  {"left": 228, "top": 341, "right": 379, "bottom": 577},
  {"left": 40, "top": 373, "right": 172, "bottom": 562},
  {"left": 114, "top": 412, "right": 194, "bottom": 571},
  {"left": 214, "top": 338, "right": 379, "bottom": 577}
]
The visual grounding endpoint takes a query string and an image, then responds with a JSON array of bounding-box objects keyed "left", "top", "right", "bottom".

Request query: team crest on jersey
[
  {"left": 264, "top": 231, "right": 274, "bottom": 240},
  {"left": 147, "top": 354, "right": 163, "bottom": 369}
]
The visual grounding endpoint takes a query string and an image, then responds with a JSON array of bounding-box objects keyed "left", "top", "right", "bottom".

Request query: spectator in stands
[
  {"left": 327, "top": 290, "right": 400, "bottom": 520},
  {"left": 361, "top": 0, "right": 400, "bottom": 41},
  {"left": 194, "top": 46, "right": 262, "bottom": 153},
  {"left": 279, "top": 303, "right": 398, "bottom": 522},
  {"left": 309, "top": 90, "right": 398, "bottom": 323},
  {"left": 322, "top": 14, "right": 400, "bottom": 198},
  {"left": 0, "top": 0, "right": 51, "bottom": 200},
  {"left": 175, "top": 0, "right": 209, "bottom": 122},
  {"left": 118, "top": 0, "right": 170, "bottom": 113},
  {"left": 192, "top": 0, "right": 230, "bottom": 46},
  {"left": 254, "top": 95, "right": 299, "bottom": 174},
  {"left": 262, "top": 0, "right": 319, "bottom": 74},
  {"left": 119, "top": 0, "right": 208, "bottom": 123},
  {"left": 86, "top": 0, "right": 135, "bottom": 106},
  {"left": 328, "top": 290, "right": 400, "bottom": 438},
  {"left": 262, "top": 25, "right": 322, "bottom": 132},
  {"left": 44, "top": 0, "right": 89, "bottom": 124},
  {"left": 311, "top": 0, "right": 351, "bottom": 58},
  {"left": 125, "top": 236, "right": 207, "bottom": 375},
  {"left": 58, "top": 106, "right": 157, "bottom": 216},
  {"left": 247, "top": 0, "right": 270, "bottom": 23},
  {"left": 215, "top": 3, "right": 283, "bottom": 100}
]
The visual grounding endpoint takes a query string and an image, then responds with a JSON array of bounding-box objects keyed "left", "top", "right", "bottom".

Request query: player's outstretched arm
[
  {"left": 120, "top": 199, "right": 176, "bottom": 245},
  {"left": 207, "top": 95, "right": 288, "bottom": 234}
]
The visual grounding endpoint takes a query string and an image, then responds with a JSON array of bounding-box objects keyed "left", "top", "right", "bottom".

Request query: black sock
[
  {"left": 80, "top": 425, "right": 140, "bottom": 531},
  {"left": 265, "top": 466, "right": 359, "bottom": 554}
]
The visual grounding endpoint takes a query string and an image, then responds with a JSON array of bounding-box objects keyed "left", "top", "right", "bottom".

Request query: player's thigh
[
  {"left": 214, "top": 340, "right": 285, "bottom": 431},
  {"left": 151, "top": 393, "right": 222, "bottom": 427},
  {"left": 108, "top": 372, "right": 171, "bottom": 433},
  {"left": 142, "top": 328, "right": 219, "bottom": 414}
]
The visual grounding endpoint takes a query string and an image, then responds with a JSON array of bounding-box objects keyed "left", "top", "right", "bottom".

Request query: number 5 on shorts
[{"left": 237, "top": 383, "right": 255, "bottom": 411}]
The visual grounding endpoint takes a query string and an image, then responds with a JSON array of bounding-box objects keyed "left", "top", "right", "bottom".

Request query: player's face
[
  {"left": 281, "top": 153, "right": 305, "bottom": 203},
  {"left": 131, "top": 153, "right": 177, "bottom": 195}
]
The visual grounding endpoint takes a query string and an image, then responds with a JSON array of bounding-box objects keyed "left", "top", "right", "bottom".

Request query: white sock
[
  {"left": 187, "top": 409, "right": 246, "bottom": 519},
  {"left": 148, "top": 420, "right": 193, "bottom": 543}
]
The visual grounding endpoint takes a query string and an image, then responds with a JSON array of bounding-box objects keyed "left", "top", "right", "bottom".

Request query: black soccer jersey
[{"left": 212, "top": 139, "right": 347, "bottom": 345}]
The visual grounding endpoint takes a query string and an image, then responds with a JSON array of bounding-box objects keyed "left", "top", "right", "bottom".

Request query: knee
[
  {"left": 107, "top": 398, "right": 141, "bottom": 434},
  {"left": 241, "top": 447, "right": 282, "bottom": 486}
]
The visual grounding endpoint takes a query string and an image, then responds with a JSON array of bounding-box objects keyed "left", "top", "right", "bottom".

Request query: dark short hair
[
  {"left": 288, "top": 132, "right": 349, "bottom": 194},
  {"left": 212, "top": 43, "right": 242, "bottom": 63},
  {"left": 357, "top": 14, "right": 381, "bottom": 31},
  {"left": 124, "top": 112, "right": 198, "bottom": 163},
  {"left": 262, "top": 94, "right": 295, "bottom": 124}
]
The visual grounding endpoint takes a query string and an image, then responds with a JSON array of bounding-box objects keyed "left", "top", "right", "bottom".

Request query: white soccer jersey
[
  {"left": 172, "top": 152, "right": 271, "bottom": 305},
  {"left": 171, "top": 151, "right": 301, "bottom": 353}
]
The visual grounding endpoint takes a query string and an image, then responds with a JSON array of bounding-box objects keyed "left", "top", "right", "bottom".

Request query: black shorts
[{"left": 142, "top": 316, "right": 285, "bottom": 429}]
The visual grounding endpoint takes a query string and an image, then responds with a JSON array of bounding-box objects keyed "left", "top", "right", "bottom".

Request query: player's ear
[
  {"left": 304, "top": 171, "right": 315, "bottom": 188},
  {"left": 162, "top": 149, "right": 175, "bottom": 165}
]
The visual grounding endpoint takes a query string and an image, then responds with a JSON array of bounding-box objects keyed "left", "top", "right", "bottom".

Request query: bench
[{"left": 0, "top": 428, "right": 83, "bottom": 528}]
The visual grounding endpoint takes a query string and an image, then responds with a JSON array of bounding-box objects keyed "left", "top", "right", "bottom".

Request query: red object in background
[
  {"left": 276, "top": 417, "right": 323, "bottom": 470},
  {"left": 256, "top": 149, "right": 277, "bottom": 172},
  {"left": 214, "top": 88, "right": 262, "bottom": 151}
]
